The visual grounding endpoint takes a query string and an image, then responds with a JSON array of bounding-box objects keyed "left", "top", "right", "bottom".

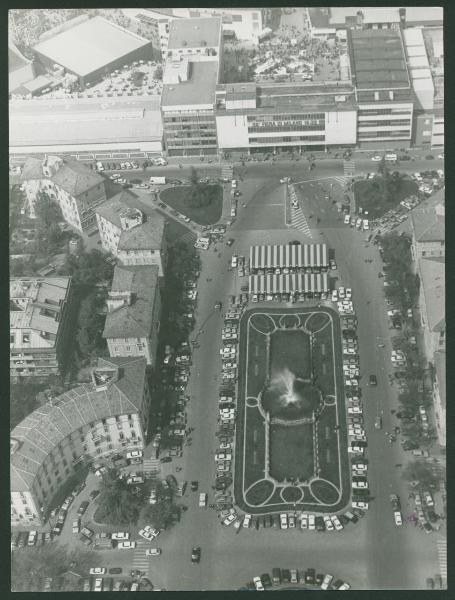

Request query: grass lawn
[
  {"left": 269, "top": 423, "right": 314, "bottom": 481},
  {"left": 244, "top": 406, "right": 267, "bottom": 487},
  {"left": 245, "top": 325, "right": 269, "bottom": 398},
  {"left": 354, "top": 176, "right": 418, "bottom": 219},
  {"left": 160, "top": 185, "right": 223, "bottom": 225},
  {"left": 312, "top": 323, "right": 335, "bottom": 396},
  {"left": 245, "top": 480, "right": 274, "bottom": 506},
  {"left": 270, "top": 330, "right": 311, "bottom": 379}
]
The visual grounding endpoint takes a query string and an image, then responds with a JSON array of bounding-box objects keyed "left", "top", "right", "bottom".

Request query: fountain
[{"left": 261, "top": 367, "right": 321, "bottom": 421}]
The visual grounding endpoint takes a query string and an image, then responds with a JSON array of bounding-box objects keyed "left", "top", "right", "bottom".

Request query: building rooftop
[
  {"left": 419, "top": 257, "right": 445, "bottom": 333},
  {"left": 50, "top": 157, "right": 105, "bottom": 197},
  {"left": 411, "top": 195, "right": 445, "bottom": 243},
  {"left": 9, "top": 43, "right": 32, "bottom": 73},
  {"left": 96, "top": 192, "right": 165, "bottom": 251},
  {"left": 162, "top": 60, "right": 218, "bottom": 107},
  {"left": 10, "top": 277, "right": 71, "bottom": 350},
  {"left": 327, "top": 6, "right": 442, "bottom": 27},
  {"left": 348, "top": 29, "right": 410, "bottom": 90},
  {"left": 33, "top": 16, "right": 151, "bottom": 77},
  {"left": 434, "top": 350, "right": 446, "bottom": 410},
  {"left": 9, "top": 95, "right": 163, "bottom": 149},
  {"left": 167, "top": 16, "right": 221, "bottom": 50},
  {"left": 103, "top": 265, "right": 159, "bottom": 339},
  {"left": 10, "top": 356, "right": 147, "bottom": 491}
]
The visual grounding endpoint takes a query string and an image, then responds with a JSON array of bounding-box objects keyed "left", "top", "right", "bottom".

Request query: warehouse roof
[
  {"left": 10, "top": 356, "right": 147, "bottom": 491},
  {"left": 9, "top": 95, "right": 162, "bottom": 148},
  {"left": 33, "top": 16, "right": 151, "bottom": 77},
  {"left": 348, "top": 29, "right": 410, "bottom": 90},
  {"left": 167, "top": 16, "right": 221, "bottom": 49},
  {"left": 162, "top": 60, "right": 218, "bottom": 107},
  {"left": 103, "top": 265, "right": 159, "bottom": 339}
]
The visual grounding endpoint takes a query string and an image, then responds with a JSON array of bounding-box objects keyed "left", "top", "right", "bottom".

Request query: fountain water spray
[{"left": 269, "top": 367, "right": 305, "bottom": 406}]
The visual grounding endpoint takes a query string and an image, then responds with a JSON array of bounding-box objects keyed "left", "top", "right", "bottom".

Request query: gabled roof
[
  {"left": 50, "top": 158, "right": 105, "bottom": 197},
  {"left": 418, "top": 257, "right": 445, "bottom": 333},
  {"left": 411, "top": 191, "right": 445, "bottom": 243},
  {"left": 20, "top": 157, "right": 43, "bottom": 181},
  {"left": 103, "top": 265, "right": 159, "bottom": 339},
  {"left": 10, "top": 356, "right": 147, "bottom": 492},
  {"left": 118, "top": 219, "right": 165, "bottom": 251}
]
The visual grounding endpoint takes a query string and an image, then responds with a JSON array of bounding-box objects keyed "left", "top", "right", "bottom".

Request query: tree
[
  {"left": 11, "top": 544, "right": 97, "bottom": 592},
  {"left": 64, "top": 249, "right": 114, "bottom": 288},
  {"left": 35, "top": 191, "right": 63, "bottom": 229},
  {"left": 95, "top": 468, "right": 145, "bottom": 525},
  {"left": 154, "top": 65, "right": 163, "bottom": 80},
  {"left": 402, "top": 460, "right": 440, "bottom": 490}
]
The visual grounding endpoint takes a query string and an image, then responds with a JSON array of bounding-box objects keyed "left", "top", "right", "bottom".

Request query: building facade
[
  {"left": 96, "top": 192, "right": 167, "bottom": 276},
  {"left": 10, "top": 277, "right": 74, "bottom": 378},
  {"left": 20, "top": 155, "right": 106, "bottom": 232},
  {"left": 11, "top": 356, "right": 151, "bottom": 526},
  {"left": 432, "top": 351, "right": 446, "bottom": 447},
  {"left": 103, "top": 265, "right": 161, "bottom": 366}
]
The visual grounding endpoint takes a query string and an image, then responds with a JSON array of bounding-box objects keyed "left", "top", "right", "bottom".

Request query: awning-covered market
[
  {"left": 249, "top": 243, "right": 328, "bottom": 270},
  {"left": 249, "top": 273, "right": 329, "bottom": 294}
]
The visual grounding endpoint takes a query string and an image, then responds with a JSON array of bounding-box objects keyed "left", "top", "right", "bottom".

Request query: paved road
[{"left": 79, "top": 159, "right": 443, "bottom": 590}]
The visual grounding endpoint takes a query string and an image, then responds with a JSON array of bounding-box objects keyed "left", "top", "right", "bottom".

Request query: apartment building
[
  {"left": 96, "top": 191, "right": 167, "bottom": 276},
  {"left": 10, "top": 277, "right": 74, "bottom": 379},
  {"left": 103, "top": 265, "right": 161, "bottom": 366},
  {"left": 20, "top": 155, "right": 106, "bottom": 232},
  {"left": 11, "top": 356, "right": 151, "bottom": 526},
  {"left": 410, "top": 190, "right": 445, "bottom": 261},
  {"left": 433, "top": 350, "right": 446, "bottom": 447}
]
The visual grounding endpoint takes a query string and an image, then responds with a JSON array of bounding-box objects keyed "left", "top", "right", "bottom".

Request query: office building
[
  {"left": 10, "top": 356, "right": 151, "bottom": 526},
  {"left": 103, "top": 265, "right": 161, "bottom": 366},
  {"left": 10, "top": 277, "right": 74, "bottom": 379}
]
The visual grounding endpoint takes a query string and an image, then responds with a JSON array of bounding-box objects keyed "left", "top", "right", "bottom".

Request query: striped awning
[
  {"left": 249, "top": 244, "right": 328, "bottom": 269},
  {"left": 248, "top": 273, "right": 328, "bottom": 294}
]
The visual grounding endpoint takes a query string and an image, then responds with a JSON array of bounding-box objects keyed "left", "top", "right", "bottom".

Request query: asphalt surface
[{"left": 48, "top": 157, "right": 444, "bottom": 590}]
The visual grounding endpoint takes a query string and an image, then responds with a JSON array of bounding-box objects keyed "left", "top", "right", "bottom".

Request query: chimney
[{"left": 399, "top": 7, "right": 406, "bottom": 28}]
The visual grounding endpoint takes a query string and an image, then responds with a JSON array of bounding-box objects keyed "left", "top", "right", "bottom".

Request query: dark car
[
  {"left": 77, "top": 501, "right": 89, "bottom": 516},
  {"left": 315, "top": 574, "right": 324, "bottom": 586},
  {"left": 369, "top": 374, "right": 377, "bottom": 386},
  {"left": 89, "top": 490, "right": 100, "bottom": 501},
  {"left": 109, "top": 568, "right": 122, "bottom": 575},
  {"left": 190, "top": 481, "right": 199, "bottom": 491},
  {"left": 305, "top": 568, "right": 316, "bottom": 585},
  {"left": 53, "top": 522, "right": 63, "bottom": 536},
  {"left": 315, "top": 516, "right": 325, "bottom": 532},
  {"left": 166, "top": 474, "right": 178, "bottom": 489},
  {"left": 160, "top": 456, "right": 172, "bottom": 463},
  {"left": 191, "top": 546, "right": 201, "bottom": 563},
  {"left": 281, "top": 569, "right": 291, "bottom": 584},
  {"left": 272, "top": 568, "right": 282, "bottom": 585},
  {"left": 261, "top": 574, "right": 272, "bottom": 588},
  {"left": 17, "top": 532, "right": 28, "bottom": 547},
  {"left": 352, "top": 508, "right": 365, "bottom": 519},
  {"left": 272, "top": 514, "right": 280, "bottom": 529}
]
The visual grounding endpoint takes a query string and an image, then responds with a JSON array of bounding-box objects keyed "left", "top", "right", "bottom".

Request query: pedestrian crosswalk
[
  {"left": 343, "top": 160, "right": 355, "bottom": 177},
  {"left": 132, "top": 540, "right": 151, "bottom": 573},
  {"left": 142, "top": 457, "right": 161, "bottom": 475},
  {"left": 221, "top": 164, "right": 234, "bottom": 180},
  {"left": 331, "top": 176, "right": 348, "bottom": 187},
  {"left": 436, "top": 538, "right": 447, "bottom": 579},
  {"left": 290, "top": 205, "right": 313, "bottom": 237}
]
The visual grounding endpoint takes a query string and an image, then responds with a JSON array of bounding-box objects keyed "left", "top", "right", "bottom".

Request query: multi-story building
[
  {"left": 410, "top": 190, "right": 445, "bottom": 261},
  {"left": 161, "top": 17, "right": 222, "bottom": 157},
  {"left": 20, "top": 155, "right": 106, "bottom": 232},
  {"left": 10, "top": 277, "right": 74, "bottom": 379},
  {"left": 433, "top": 350, "right": 446, "bottom": 447},
  {"left": 96, "top": 191, "right": 167, "bottom": 276},
  {"left": 10, "top": 356, "right": 151, "bottom": 526},
  {"left": 418, "top": 256, "right": 445, "bottom": 359},
  {"left": 348, "top": 29, "right": 414, "bottom": 148},
  {"left": 103, "top": 265, "right": 161, "bottom": 366}
]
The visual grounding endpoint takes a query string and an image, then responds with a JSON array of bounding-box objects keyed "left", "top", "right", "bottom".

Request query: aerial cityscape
[{"left": 9, "top": 6, "right": 446, "bottom": 592}]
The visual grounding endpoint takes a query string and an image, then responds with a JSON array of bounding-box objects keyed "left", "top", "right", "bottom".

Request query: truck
[{"left": 149, "top": 176, "right": 166, "bottom": 184}]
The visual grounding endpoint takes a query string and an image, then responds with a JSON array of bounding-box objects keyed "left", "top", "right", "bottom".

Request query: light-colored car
[
  {"left": 338, "top": 582, "right": 351, "bottom": 590},
  {"left": 323, "top": 515, "right": 334, "bottom": 531},
  {"left": 321, "top": 574, "right": 334, "bottom": 590},
  {"left": 89, "top": 568, "right": 106, "bottom": 575},
  {"left": 288, "top": 514, "right": 296, "bottom": 528},
  {"left": 243, "top": 514, "right": 252, "bottom": 528},
  {"left": 290, "top": 569, "right": 298, "bottom": 584},
  {"left": 394, "top": 511, "right": 403, "bottom": 526},
  {"left": 280, "top": 513, "right": 288, "bottom": 529},
  {"left": 300, "top": 513, "right": 308, "bottom": 529},
  {"left": 72, "top": 519, "right": 81, "bottom": 534},
  {"left": 146, "top": 548, "right": 162, "bottom": 556},
  {"left": 111, "top": 532, "right": 130, "bottom": 540},
  {"left": 352, "top": 500, "right": 369, "bottom": 509},
  {"left": 94, "top": 578, "right": 103, "bottom": 592},
  {"left": 308, "top": 514, "right": 316, "bottom": 530},
  {"left": 27, "top": 530, "right": 37, "bottom": 546},
  {"left": 253, "top": 576, "right": 264, "bottom": 591},
  {"left": 126, "top": 450, "right": 143, "bottom": 460},
  {"left": 199, "top": 493, "right": 208, "bottom": 507},
  {"left": 138, "top": 525, "right": 159, "bottom": 541},
  {"left": 223, "top": 514, "right": 236, "bottom": 526},
  {"left": 423, "top": 491, "right": 434, "bottom": 507},
  {"left": 371, "top": 155, "right": 382, "bottom": 162},
  {"left": 331, "top": 515, "right": 344, "bottom": 531},
  {"left": 117, "top": 541, "right": 136, "bottom": 550}
]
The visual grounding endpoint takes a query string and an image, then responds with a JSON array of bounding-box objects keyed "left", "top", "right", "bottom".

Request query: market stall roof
[
  {"left": 249, "top": 243, "right": 328, "bottom": 270},
  {"left": 248, "top": 273, "right": 328, "bottom": 294}
]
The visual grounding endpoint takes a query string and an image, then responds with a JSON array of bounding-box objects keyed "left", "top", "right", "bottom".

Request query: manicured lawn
[
  {"left": 354, "top": 176, "right": 418, "bottom": 219},
  {"left": 269, "top": 330, "right": 311, "bottom": 379},
  {"left": 160, "top": 185, "right": 223, "bottom": 225},
  {"left": 244, "top": 406, "right": 267, "bottom": 488},
  {"left": 245, "top": 480, "right": 274, "bottom": 506},
  {"left": 269, "top": 423, "right": 314, "bottom": 482}
]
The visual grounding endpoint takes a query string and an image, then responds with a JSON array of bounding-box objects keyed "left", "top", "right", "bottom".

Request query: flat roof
[
  {"left": 348, "top": 29, "right": 410, "bottom": 90},
  {"left": 33, "top": 16, "right": 151, "bottom": 77},
  {"left": 9, "top": 95, "right": 162, "bottom": 148},
  {"left": 328, "top": 6, "right": 443, "bottom": 27},
  {"left": 167, "top": 16, "right": 221, "bottom": 49},
  {"left": 162, "top": 60, "right": 218, "bottom": 107}
]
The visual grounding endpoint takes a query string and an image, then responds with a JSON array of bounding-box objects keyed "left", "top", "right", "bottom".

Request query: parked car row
[{"left": 246, "top": 568, "right": 350, "bottom": 590}]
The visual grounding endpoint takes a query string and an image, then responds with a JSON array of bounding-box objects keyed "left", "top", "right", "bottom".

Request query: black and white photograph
[{"left": 9, "top": 5, "right": 446, "bottom": 592}]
